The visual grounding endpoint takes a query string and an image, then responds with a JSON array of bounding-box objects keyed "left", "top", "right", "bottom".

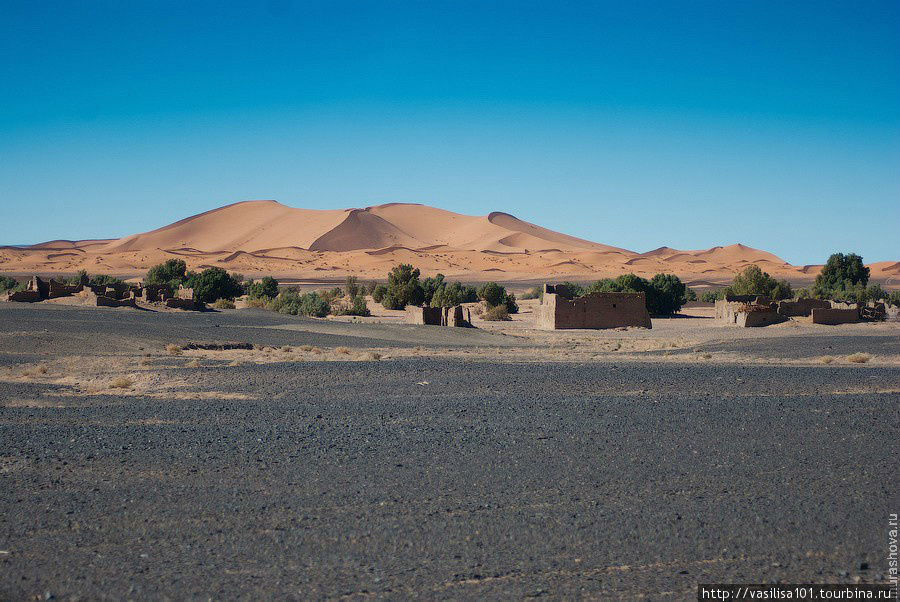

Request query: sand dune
[{"left": 1, "top": 200, "right": 895, "bottom": 287}]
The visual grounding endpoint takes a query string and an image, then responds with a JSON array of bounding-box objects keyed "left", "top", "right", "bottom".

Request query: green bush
[
  {"left": 0, "top": 275, "right": 21, "bottom": 293},
  {"left": 145, "top": 259, "right": 188, "bottom": 289},
  {"left": 813, "top": 253, "right": 869, "bottom": 299},
  {"left": 648, "top": 274, "right": 687, "bottom": 315},
  {"left": 505, "top": 293, "right": 519, "bottom": 314},
  {"left": 699, "top": 289, "right": 723, "bottom": 303},
  {"left": 888, "top": 291, "right": 900, "bottom": 307},
  {"left": 382, "top": 264, "right": 424, "bottom": 309},
  {"left": 429, "top": 281, "right": 478, "bottom": 307},
  {"left": 212, "top": 298, "right": 235, "bottom": 309},
  {"left": 190, "top": 268, "right": 244, "bottom": 304},
  {"left": 684, "top": 287, "right": 698, "bottom": 302},
  {"left": 421, "top": 274, "right": 445, "bottom": 306},
  {"left": 554, "top": 282, "right": 584, "bottom": 300},
  {"left": 246, "top": 276, "right": 279, "bottom": 300},
  {"left": 344, "top": 276, "right": 361, "bottom": 299},
  {"left": 372, "top": 284, "right": 388, "bottom": 303},
  {"left": 723, "top": 265, "right": 792, "bottom": 300},
  {"left": 477, "top": 282, "right": 506, "bottom": 307},
  {"left": 269, "top": 290, "right": 330, "bottom": 317},
  {"left": 334, "top": 294, "right": 371, "bottom": 317},
  {"left": 584, "top": 273, "right": 687, "bottom": 315}
]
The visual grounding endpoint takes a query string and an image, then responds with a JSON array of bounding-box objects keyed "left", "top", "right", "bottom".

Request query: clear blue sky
[{"left": 2, "top": 0, "right": 898, "bottom": 264}]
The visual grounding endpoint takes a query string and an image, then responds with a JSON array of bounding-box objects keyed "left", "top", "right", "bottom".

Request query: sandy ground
[{"left": 1, "top": 303, "right": 898, "bottom": 598}]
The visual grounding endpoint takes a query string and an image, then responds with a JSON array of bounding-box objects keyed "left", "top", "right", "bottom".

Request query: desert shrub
[
  {"left": 648, "top": 274, "right": 687, "bottom": 315},
  {"left": 190, "top": 268, "right": 244, "bottom": 304},
  {"left": 372, "top": 284, "right": 388, "bottom": 303},
  {"left": 269, "top": 290, "right": 330, "bottom": 317},
  {"left": 813, "top": 253, "right": 869, "bottom": 299},
  {"left": 344, "top": 276, "right": 360, "bottom": 299},
  {"left": 333, "top": 294, "right": 371, "bottom": 317},
  {"left": 430, "top": 281, "right": 478, "bottom": 307},
  {"left": 382, "top": 264, "right": 424, "bottom": 310},
  {"left": 165, "top": 343, "right": 183, "bottom": 356},
  {"left": 846, "top": 352, "right": 871, "bottom": 364},
  {"left": 505, "top": 293, "right": 519, "bottom": 314},
  {"left": 724, "top": 265, "right": 792, "bottom": 300},
  {"left": 380, "top": 291, "right": 405, "bottom": 310},
  {"left": 684, "top": 287, "right": 698, "bottom": 302},
  {"left": 585, "top": 273, "right": 687, "bottom": 315},
  {"left": 212, "top": 298, "right": 235, "bottom": 309},
  {"left": 864, "top": 284, "right": 888, "bottom": 301},
  {"left": 477, "top": 282, "right": 506, "bottom": 307},
  {"left": 519, "top": 286, "right": 543, "bottom": 300},
  {"left": 421, "top": 274, "right": 445, "bottom": 306},
  {"left": 0, "top": 275, "right": 20, "bottom": 293},
  {"left": 246, "top": 276, "right": 279, "bottom": 300},
  {"left": 109, "top": 377, "right": 133, "bottom": 389},
  {"left": 482, "top": 305, "right": 511, "bottom": 321},
  {"left": 554, "top": 282, "right": 584, "bottom": 300},
  {"left": 89, "top": 274, "right": 125, "bottom": 287},
  {"left": 476, "top": 282, "right": 518, "bottom": 314},
  {"left": 889, "top": 291, "right": 900, "bottom": 307},
  {"left": 145, "top": 259, "right": 188, "bottom": 289},
  {"left": 699, "top": 289, "right": 723, "bottom": 303}
]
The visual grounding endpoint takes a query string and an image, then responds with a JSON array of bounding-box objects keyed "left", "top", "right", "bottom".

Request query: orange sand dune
[{"left": 1, "top": 200, "right": 896, "bottom": 287}]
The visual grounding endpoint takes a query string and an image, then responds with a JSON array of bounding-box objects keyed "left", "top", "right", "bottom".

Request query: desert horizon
[{"left": 3, "top": 199, "right": 897, "bottom": 289}]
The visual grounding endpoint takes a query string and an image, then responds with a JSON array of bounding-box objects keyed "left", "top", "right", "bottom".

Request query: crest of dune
[{"left": 3, "top": 199, "right": 894, "bottom": 283}]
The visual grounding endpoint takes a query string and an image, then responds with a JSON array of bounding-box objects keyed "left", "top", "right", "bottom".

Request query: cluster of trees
[
  {"left": 723, "top": 265, "right": 793, "bottom": 300},
  {"left": 145, "top": 259, "right": 244, "bottom": 305},
  {"left": 370, "top": 265, "right": 481, "bottom": 311},
  {"left": 545, "top": 274, "right": 690, "bottom": 316},
  {"left": 808, "top": 252, "right": 894, "bottom": 304},
  {"left": 66, "top": 270, "right": 126, "bottom": 288},
  {"left": 0, "top": 275, "right": 22, "bottom": 293},
  {"left": 695, "top": 254, "right": 898, "bottom": 306}
]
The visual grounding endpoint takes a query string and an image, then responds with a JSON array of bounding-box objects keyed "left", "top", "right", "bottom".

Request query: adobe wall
[
  {"left": 811, "top": 307, "right": 860, "bottom": 325},
  {"left": 537, "top": 291, "right": 651, "bottom": 330},
  {"left": 166, "top": 298, "right": 196, "bottom": 310},
  {"left": 405, "top": 306, "right": 443, "bottom": 325},
  {"left": 777, "top": 298, "right": 830, "bottom": 317},
  {"left": 5, "top": 290, "right": 42, "bottom": 303},
  {"left": 735, "top": 309, "right": 786, "bottom": 327},
  {"left": 443, "top": 305, "right": 472, "bottom": 327},
  {"left": 96, "top": 295, "right": 136, "bottom": 308}
]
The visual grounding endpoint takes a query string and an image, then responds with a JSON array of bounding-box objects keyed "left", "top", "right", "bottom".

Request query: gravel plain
[{"left": 1, "top": 304, "right": 898, "bottom": 600}]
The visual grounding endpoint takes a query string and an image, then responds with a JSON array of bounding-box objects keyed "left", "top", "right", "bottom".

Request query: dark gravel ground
[{"left": 1, "top": 305, "right": 898, "bottom": 600}]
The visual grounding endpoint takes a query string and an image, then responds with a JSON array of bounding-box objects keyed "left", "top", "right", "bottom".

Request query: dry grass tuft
[
  {"left": 367, "top": 352, "right": 382, "bottom": 361},
  {"left": 819, "top": 356, "right": 835, "bottom": 365},
  {"left": 335, "top": 346, "right": 351, "bottom": 355},
  {"left": 166, "top": 344, "right": 183, "bottom": 356},
  {"left": 186, "top": 359, "right": 201, "bottom": 368},
  {"left": 227, "top": 360, "right": 243, "bottom": 367},
  {"left": 300, "top": 345, "right": 314, "bottom": 352},
  {"left": 846, "top": 352, "right": 871, "bottom": 364},
  {"left": 281, "top": 346, "right": 293, "bottom": 353},
  {"left": 139, "top": 358, "right": 152, "bottom": 366},
  {"left": 701, "top": 353, "right": 712, "bottom": 359},
  {"left": 36, "top": 364, "right": 48, "bottom": 374},
  {"left": 109, "top": 377, "right": 133, "bottom": 389}
]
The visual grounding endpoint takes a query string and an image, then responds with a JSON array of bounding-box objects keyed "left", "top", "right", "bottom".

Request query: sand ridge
[{"left": 1, "top": 200, "right": 897, "bottom": 286}]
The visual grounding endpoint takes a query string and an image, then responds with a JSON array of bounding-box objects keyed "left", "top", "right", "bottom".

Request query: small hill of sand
[{"left": 2, "top": 200, "right": 897, "bottom": 287}]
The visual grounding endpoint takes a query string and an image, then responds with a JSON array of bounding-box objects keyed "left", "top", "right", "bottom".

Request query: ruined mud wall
[
  {"left": 537, "top": 291, "right": 651, "bottom": 330},
  {"left": 812, "top": 308, "right": 860, "bottom": 325}
]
